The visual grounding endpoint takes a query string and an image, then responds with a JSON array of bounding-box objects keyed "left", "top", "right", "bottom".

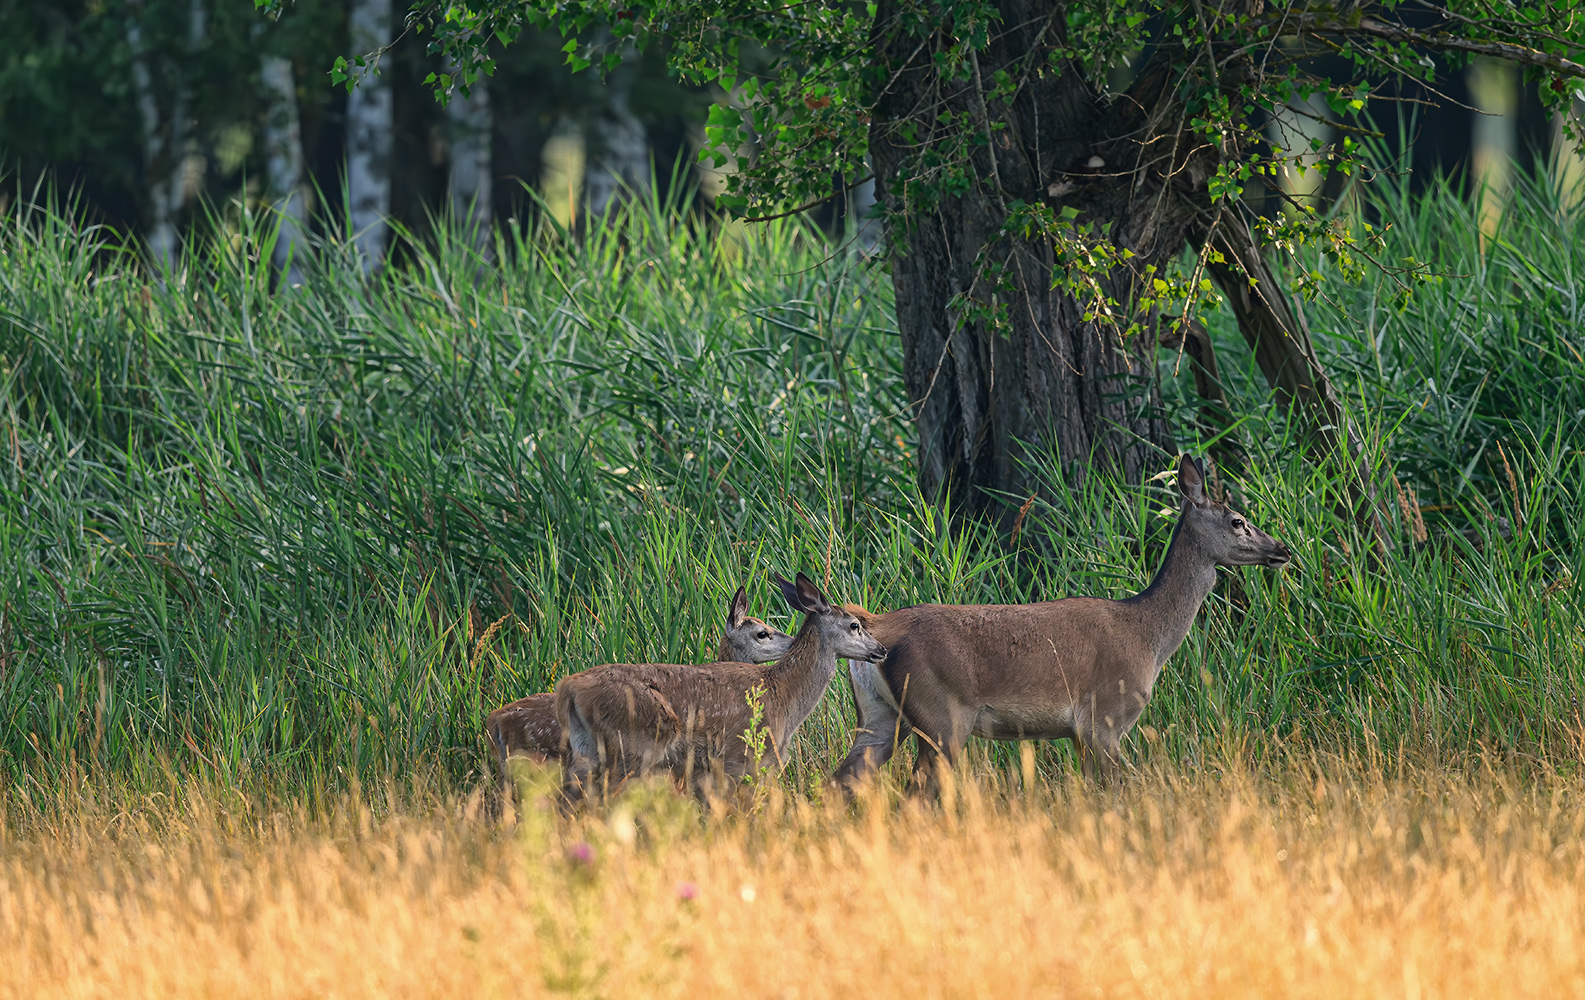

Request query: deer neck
[
  {"left": 1130, "top": 519, "right": 1220, "bottom": 670},
  {"left": 761, "top": 617, "right": 837, "bottom": 747}
]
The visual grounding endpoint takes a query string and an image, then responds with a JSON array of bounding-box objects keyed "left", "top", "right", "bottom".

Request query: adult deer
[
  {"left": 557, "top": 573, "right": 886, "bottom": 804},
  {"left": 485, "top": 586, "right": 793, "bottom": 773},
  {"left": 834, "top": 455, "right": 1291, "bottom": 791}
]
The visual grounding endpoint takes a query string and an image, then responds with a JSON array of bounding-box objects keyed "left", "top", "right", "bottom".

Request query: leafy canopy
[
  {"left": 250, "top": 1, "right": 1585, "bottom": 327},
  {"left": 259, "top": 2, "right": 1585, "bottom": 217}
]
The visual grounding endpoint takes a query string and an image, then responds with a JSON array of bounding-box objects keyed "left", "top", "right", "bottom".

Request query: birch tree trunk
[
  {"left": 346, "top": 0, "right": 393, "bottom": 269},
  {"left": 125, "top": 11, "right": 176, "bottom": 268},
  {"left": 446, "top": 68, "right": 493, "bottom": 249},
  {"left": 584, "top": 41, "right": 648, "bottom": 220},
  {"left": 166, "top": 0, "right": 207, "bottom": 235},
  {"left": 260, "top": 53, "right": 310, "bottom": 281},
  {"left": 849, "top": 173, "right": 879, "bottom": 252},
  {"left": 126, "top": 0, "right": 207, "bottom": 270}
]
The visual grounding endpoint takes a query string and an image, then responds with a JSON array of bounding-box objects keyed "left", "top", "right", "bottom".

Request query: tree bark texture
[
  {"left": 260, "top": 53, "right": 310, "bottom": 281},
  {"left": 447, "top": 66, "right": 494, "bottom": 247},
  {"left": 347, "top": 0, "right": 393, "bottom": 268},
  {"left": 870, "top": 0, "right": 1370, "bottom": 525},
  {"left": 126, "top": 12, "right": 177, "bottom": 269},
  {"left": 870, "top": 1, "right": 1205, "bottom": 515}
]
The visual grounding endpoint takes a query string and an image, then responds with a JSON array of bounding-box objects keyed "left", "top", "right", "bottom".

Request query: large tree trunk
[
  {"left": 346, "top": 0, "right": 393, "bottom": 269},
  {"left": 870, "top": 0, "right": 1377, "bottom": 531},
  {"left": 869, "top": 1, "right": 1196, "bottom": 516},
  {"left": 260, "top": 53, "right": 310, "bottom": 282}
]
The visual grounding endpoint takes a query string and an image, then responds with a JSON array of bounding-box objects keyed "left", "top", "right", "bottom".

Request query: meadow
[
  {"left": 0, "top": 168, "right": 1582, "bottom": 994},
  {"left": 8, "top": 757, "right": 1585, "bottom": 998}
]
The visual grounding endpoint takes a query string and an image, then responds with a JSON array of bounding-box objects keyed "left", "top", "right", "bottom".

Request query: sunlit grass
[{"left": 6, "top": 751, "right": 1585, "bottom": 997}]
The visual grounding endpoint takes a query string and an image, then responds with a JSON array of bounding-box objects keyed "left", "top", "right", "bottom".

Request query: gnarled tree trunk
[
  {"left": 870, "top": 1, "right": 1197, "bottom": 515},
  {"left": 870, "top": 0, "right": 1376, "bottom": 531}
]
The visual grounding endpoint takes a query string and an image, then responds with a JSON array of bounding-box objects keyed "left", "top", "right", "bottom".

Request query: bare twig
[
  {"left": 741, "top": 175, "right": 875, "bottom": 223},
  {"left": 1287, "top": 13, "right": 1585, "bottom": 78}
]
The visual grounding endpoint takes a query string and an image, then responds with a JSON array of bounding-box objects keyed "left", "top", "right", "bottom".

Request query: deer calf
[
  {"left": 835, "top": 455, "right": 1290, "bottom": 791},
  {"left": 557, "top": 573, "right": 886, "bottom": 804},
  {"left": 485, "top": 586, "right": 793, "bottom": 774}
]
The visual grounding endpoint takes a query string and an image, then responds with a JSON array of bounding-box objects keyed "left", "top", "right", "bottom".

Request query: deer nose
[{"left": 1269, "top": 541, "right": 1292, "bottom": 566}]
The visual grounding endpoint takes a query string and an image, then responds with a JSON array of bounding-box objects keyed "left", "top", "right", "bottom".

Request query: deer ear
[
  {"left": 728, "top": 586, "right": 748, "bottom": 629},
  {"left": 774, "top": 575, "right": 807, "bottom": 614},
  {"left": 794, "top": 572, "right": 832, "bottom": 615},
  {"left": 1178, "top": 453, "right": 1207, "bottom": 507}
]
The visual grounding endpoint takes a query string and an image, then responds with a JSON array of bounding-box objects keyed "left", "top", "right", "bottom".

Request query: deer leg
[
  {"left": 908, "top": 734, "right": 940, "bottom": 796},
  {"left": 1074, "top": 697, "right": 1131, "bottom": 784},
  {"left": 561, "top": 748, "right": 597, "bottom": 808},
  {"left": 833, "top": 663, "right": 911, "bottom": 791},
  {"left": 904, "top": 705, "right": 974, "bottom": 799},
  {"left": 834, "top": 719, "right": 910, "bottom": 790},
  {"left": 560, "top": 701, "right": 604, "bottom": 807},
  {"left": 1075, "top": 735, "right": 1124, "bottom": 784}
]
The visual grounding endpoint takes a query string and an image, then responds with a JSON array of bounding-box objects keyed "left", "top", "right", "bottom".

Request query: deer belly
[
  {"left": 971, "top": 705, "right": 1074, "bottom": 741},
  {"left": 850, "top": 659, "right": 901, "bottom": 715}
]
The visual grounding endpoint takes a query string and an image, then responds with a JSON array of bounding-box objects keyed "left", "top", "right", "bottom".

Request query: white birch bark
[
  {"left": 167, "top": 0, "right": 207, "bottom": 226},
  {"left": 1552, "top": 97, "right": 1585, "bottom": 210},
  {"left": 584, "top": 42, "right": 649, "bottom": 220},
  {"left": 447, "top": 69, "right": 492, "bottom": 248},
  {"left": 126, "top": 0, "right": 206, "bottom": 270},
  {"left": 260, "top": 54, "right": 310, "bottom": 280},
  {"left": 1469, "top": 58, "right": 1518, "bottom": 243},
  {"left": 346, "top": 0, "right": 393, "bottom": 269},
  {"left": 125, "top": 12, "right": 176, "bottom": 268},
  {"left": 849, "top": 174, "right": 879, "bottom": 251}
]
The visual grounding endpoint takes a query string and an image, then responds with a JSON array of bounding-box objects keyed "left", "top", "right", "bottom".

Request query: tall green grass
[{"left": 0, "top": 176, "right": 1581, "bottom": 808}]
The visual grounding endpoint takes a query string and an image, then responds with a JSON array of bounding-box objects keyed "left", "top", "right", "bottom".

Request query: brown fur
[
  {"left": 484, "top": 586, "right": 793, "bottom": 777},
  {"left": 557, "top": 573, "right": 887, "bottom": 804},
  {"left": 834, "top": 455, "right": 1291, "bottom": 792}
]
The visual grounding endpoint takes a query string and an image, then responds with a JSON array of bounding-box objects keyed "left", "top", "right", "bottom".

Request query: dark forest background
[{"left": 0, "top": 0, "right": 1573, "bottom": 253}]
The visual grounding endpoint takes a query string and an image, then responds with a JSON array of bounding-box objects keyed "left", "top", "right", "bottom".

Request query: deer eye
[
  {"left": 849, "top": 622, "right": 861, "bottom": 632},
  {"left": 757, "top": 631, "right": 769, "bottom": 640},
  {"left": 1230, "top": 517, "right": 1245, "bottom": 529}
]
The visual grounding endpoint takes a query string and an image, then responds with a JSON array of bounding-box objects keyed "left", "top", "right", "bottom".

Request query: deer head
[
  {"left": 1176, "top": 455, "right": 1291, "bottom": 569},
  {"left": 722, "top": 585, "right": 796, "bottom": 662},
  {"left": 774, "top": 573, "right": 888, "bottom": 662}
]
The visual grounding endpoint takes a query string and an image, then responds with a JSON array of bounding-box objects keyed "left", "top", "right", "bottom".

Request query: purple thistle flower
[{"left": 676, "top": 880, "right": 699, "bottom": 902}]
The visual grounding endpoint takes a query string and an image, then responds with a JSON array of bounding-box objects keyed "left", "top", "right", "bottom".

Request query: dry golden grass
[{"left": 5, "top": 750, "right": 1585, "bottom": 999}]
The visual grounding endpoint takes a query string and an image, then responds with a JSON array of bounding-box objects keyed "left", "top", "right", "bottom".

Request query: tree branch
[
  {"left": 740, "top": 174, "right": 874, "bottom": 223},
  {"left": 1290, "top": 13, "right": 1585, "bottom": 78},
  {"left": 1197, "top": 215, "right": 1392, "bottom": 552}
]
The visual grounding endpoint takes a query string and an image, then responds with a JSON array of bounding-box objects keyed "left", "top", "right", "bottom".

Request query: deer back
[
  {"left": 556, "top": 660, "right": 768, "bottom": 775},
  {"left": 486, "top": 694, "right": 560, "bottom": 764}
]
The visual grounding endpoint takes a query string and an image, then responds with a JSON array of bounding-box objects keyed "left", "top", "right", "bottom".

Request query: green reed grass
[{"left": 0, "top": 174, "right": 1580, "bottom": 808}]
